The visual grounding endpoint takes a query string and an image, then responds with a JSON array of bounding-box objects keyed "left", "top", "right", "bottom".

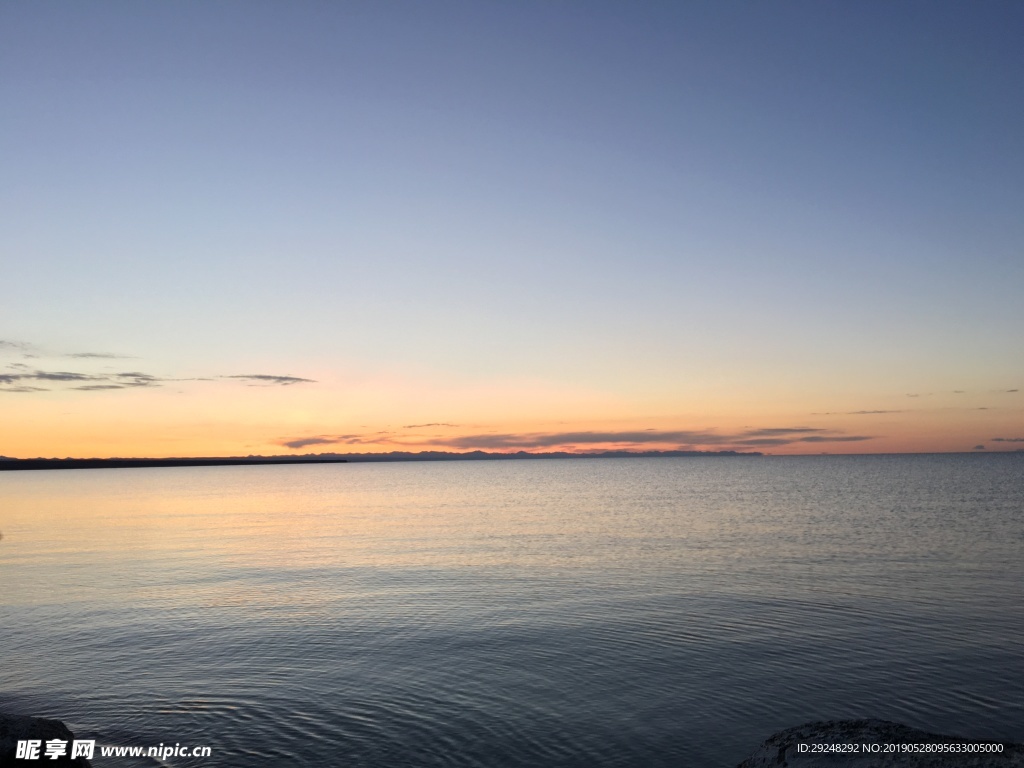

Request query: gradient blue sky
[{"left": 2, "top": 1, "right": 1022, "bottom": 456}]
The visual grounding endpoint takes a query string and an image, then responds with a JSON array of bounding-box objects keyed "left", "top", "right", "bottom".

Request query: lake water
[{"left": 2, "top": 455, "right": 1023, "bottom": 767}]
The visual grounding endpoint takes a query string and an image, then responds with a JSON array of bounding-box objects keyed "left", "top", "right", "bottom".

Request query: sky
[{"left": 1, "top": 1, "right": 1022, "bottom": 458}]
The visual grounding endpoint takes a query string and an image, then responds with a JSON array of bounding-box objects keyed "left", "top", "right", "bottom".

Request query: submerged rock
[
  {"left": 0, "top": 712, "right": 92, "bottom": 767},
  {"left": 737, "top": 720, "right": 1024, "bottom": 767}
]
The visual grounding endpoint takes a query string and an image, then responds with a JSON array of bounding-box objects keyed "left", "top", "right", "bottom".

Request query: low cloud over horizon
[{"left": 276, "top": 426, "right": 876, "bottom": 452}]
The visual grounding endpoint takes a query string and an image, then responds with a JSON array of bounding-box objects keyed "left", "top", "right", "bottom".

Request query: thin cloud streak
[
  {"left": 1, "top": 366, "right": 316, "bottom": 393},
  {"left": 279, "top": 434, "right": 375, "bottom": 449},
  {"left": 1, "top": 370, "right": 165, "bottom": 391},
  {"left": 0, "top": 340, "right": 39, "bottom": 356},
  {"left": 21, "top": 371, "right": 95, "bottom": 382},
  {"left": 224, "top": 374, "right": 317, "bottom": 386},
  {"left": 1, "top": 340, "right": 317, "bottom": 393},
  {"left": 66, "top": 352, "right": 134, "bottom": 359},
  {"left": 1, "top": 339, "right": 131, "bottom": 359}
]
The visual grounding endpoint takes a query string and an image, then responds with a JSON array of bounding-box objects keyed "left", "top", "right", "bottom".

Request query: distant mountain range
[{"left": 310, "top": 449, "right": 761, "bottom": 461}]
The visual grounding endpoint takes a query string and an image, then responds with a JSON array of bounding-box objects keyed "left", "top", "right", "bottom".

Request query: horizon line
[{"left": 2, "top": 448, "right": 1022, "bottom": 470}]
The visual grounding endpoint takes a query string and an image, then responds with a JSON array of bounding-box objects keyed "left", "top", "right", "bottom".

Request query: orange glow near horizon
[{"left": 1, "top": 373, "right": 1020, "bottom": 458}]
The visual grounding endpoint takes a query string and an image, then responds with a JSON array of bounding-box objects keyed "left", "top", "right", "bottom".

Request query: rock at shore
[
  {"left": 0, "top": 713, "right": 91, "bottom": 767},
  {"left": 737, "top": 720, "right": 1024, "bottom": 767}
]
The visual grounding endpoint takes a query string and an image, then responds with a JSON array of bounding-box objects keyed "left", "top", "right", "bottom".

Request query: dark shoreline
[
  {"left": 0, "top": 457, "right": 349, "bottom": 472},
  {"left": 0, "top": 450, "right": 762, "bottom": 471}
]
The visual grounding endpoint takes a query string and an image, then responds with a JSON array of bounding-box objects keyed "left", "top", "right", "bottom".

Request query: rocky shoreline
[{"left": 0, "top": 713, "right": 91, "bottom": 767}]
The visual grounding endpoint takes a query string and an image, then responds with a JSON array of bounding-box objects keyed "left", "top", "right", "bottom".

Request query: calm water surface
[{"left": 2, "top": 455, "right": 1023, "bottom": 766}]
